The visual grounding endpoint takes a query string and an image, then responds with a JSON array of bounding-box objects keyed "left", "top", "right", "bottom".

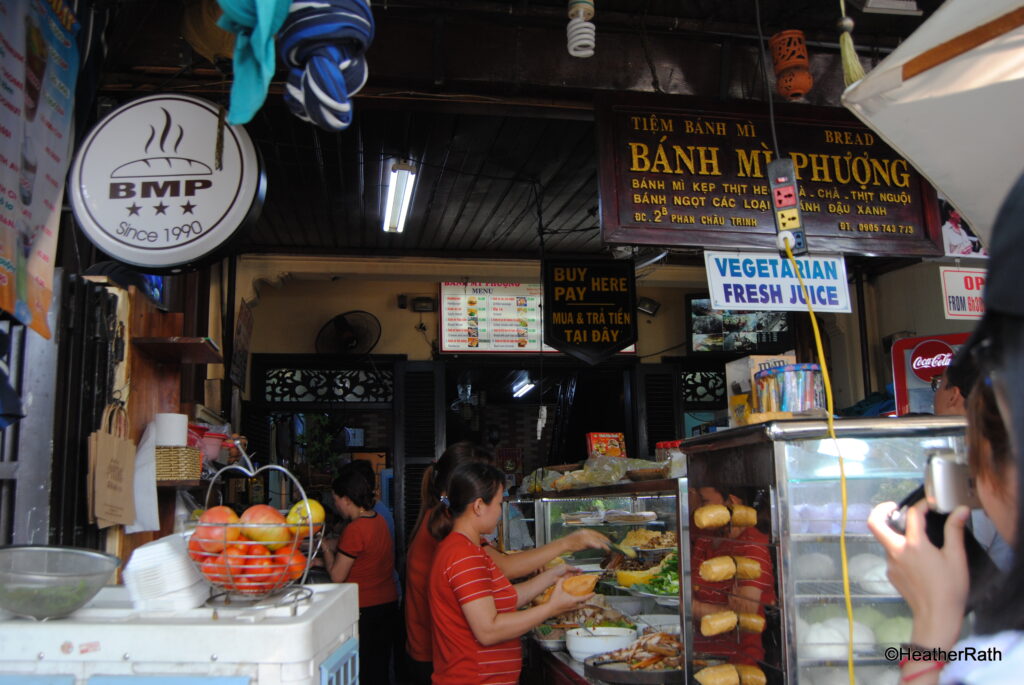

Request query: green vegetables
[
  {"left": 633, "top": 552, "right": 679, "bottom": 596},
  {"left": 0, "top": 580, "right": 94, "bottom": 619},
  {"left": 537, "top": 624, "right": 554, "bottom": 636}
]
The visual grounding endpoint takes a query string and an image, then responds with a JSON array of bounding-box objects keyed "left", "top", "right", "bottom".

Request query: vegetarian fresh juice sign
[
  {"left": 703, "top": 250, "right": 851, "bottom": 313},
  {"left": 542, "top": 259, "right": 637, "bottom": 365},
  {"left": 596, "top": 95, "right": 940, "bottom": 258}
]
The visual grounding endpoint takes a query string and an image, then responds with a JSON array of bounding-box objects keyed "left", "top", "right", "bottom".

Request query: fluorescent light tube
[
  {"left": 512, "top": 382, "right": 535, "bottom": 398},
  {"left": 383, "top": 159, "right": 417, "bottom": 233}
]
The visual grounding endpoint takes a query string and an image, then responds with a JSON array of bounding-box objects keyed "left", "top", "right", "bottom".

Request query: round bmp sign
[{"left": 69, "top": 94, "right": 263, "bottom": 269}]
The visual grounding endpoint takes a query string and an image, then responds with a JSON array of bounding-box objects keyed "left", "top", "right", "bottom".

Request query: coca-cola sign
[{"left": 909, "top": 339, "right": 955, "bottom": 382}]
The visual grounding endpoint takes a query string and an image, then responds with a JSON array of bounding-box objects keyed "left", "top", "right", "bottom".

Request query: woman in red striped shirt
[
  {"left": 405, "top": 443, "right": 608, "bottom": 684},
  {"left": 428, "top": 461, "right": 593, "bottom": 684}
]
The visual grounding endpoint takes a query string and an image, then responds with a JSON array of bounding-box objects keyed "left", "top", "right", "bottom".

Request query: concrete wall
[{"left": 247, "top": 278, "right": 698, "bottom": 362}]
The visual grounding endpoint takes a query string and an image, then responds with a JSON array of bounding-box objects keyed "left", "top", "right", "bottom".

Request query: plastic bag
[{"left": 580, "top": 456, "right": 653, "bottom": 485}]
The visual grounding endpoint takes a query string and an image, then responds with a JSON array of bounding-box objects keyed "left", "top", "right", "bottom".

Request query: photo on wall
[
  {"left": 687, "top": 295, "right": 792, "bottom": 354},
  {"left": 939, "top": 197, "right": 987, "bottom": 258}
]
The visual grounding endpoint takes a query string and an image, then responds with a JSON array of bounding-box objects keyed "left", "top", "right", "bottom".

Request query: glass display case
[
  {"left": 681, "top": 415, "right": 966, "bottom": 685},
  {"left": 516, "top": 416, "right": 966, "bottom": 684}
]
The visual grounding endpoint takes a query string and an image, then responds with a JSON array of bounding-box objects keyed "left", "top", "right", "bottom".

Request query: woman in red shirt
[
  {"left": 405, "top": 443, "right": 609, "bottom": 684},
  {"left": 428, "top": 461, "right": 593, "bottom": 684},
  {"left": 323, "top": 462, "right": 399, "bottom": 685}
]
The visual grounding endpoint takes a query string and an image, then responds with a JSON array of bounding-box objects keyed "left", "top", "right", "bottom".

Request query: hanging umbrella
[{"left": 842, "top": 1, "right": 1024, "bottom": 245}]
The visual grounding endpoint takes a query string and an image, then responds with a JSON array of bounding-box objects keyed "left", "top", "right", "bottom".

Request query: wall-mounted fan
[{"left": 314, "top": 310, "right": 382, "bottom": 356}]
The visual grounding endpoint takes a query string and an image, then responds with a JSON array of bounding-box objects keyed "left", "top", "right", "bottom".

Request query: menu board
[
  {"left": 440, "top": 282, "right": 635, "bottom": 355},
  {"left": 441, "top": 282, "right": 550, "bottom": 353}
]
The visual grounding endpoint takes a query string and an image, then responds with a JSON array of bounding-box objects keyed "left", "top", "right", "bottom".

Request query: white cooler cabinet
[{"left": 0, "top": 583, "right": 359, "bottom": 685}]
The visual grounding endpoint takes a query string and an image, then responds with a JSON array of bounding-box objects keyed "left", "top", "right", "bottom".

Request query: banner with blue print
[{"left": 703, "top": 250, "right": 851, "bottom": 313}]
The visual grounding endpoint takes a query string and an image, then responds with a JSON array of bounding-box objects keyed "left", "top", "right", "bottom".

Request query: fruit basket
[{"left": 187, "top": 441, "right": 325, "bottom": 601}]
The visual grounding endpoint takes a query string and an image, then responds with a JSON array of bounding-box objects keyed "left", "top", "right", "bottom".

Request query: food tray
[{"left": 583, "top": 660, "right": 684, "bottom": 684}]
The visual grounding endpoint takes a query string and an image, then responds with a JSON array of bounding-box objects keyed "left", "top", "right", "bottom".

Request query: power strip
[{"left": 767, "top": 158, "right": 808, "bottom": 256}]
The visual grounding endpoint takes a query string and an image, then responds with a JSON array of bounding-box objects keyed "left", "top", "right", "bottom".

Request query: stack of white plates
[{"left": 124, "top": 534, "right": 210, "bottom": 611}]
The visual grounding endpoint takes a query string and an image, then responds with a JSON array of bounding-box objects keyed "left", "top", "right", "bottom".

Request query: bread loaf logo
[
  {"left": 69, "top": 94, "right": 261, "bottom": 268},
  {"left": 106, "top": 108, "right": 212, "bottom": 227}
]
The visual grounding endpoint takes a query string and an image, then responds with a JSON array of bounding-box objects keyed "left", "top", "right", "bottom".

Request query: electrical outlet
[
  {"left": 776, "top": 208, "right": 801, "bottom": 230},
  {"left": 773, "top": 185, "right": 797, "bottom": 208},
  {"left": 788, "top": 230, "right": 807, "bottom": 255}
]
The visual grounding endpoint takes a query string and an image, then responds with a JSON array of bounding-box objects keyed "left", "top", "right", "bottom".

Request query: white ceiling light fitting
[
  {"left": 382, "top": 158, "right": 417, "bottom": 233},
  {"left": 567, "top": 0, "right": 596, "bottom": 58},
  {"left": 849, "top": 0, "right": 922, "bottom": 16},
  {"left": 512, "top": 373, "right": 535, "bottom": 398}
]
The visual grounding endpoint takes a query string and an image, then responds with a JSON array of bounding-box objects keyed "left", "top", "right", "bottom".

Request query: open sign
[{"left": 963, "top": 275, "right": 986, "bottom": 291}]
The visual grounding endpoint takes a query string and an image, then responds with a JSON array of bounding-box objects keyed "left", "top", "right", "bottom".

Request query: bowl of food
[
  {"left": 0, "top": 545, "right": 120, "bottom": 620},
  {"left": 566, "top": 626, "right": 637, "bottom": 662}
]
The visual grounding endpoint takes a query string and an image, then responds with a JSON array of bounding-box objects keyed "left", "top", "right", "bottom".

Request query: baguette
[
  {"left": 694, "top": 664, "right": 739, "bottom": 685},
  {"left": 562, "top": 573, "right": 599, "bottom": 596},
  {"left": 738, "top": 612, "right": 765, "bottom": 633},
  {"left": 730, "top": 504, "right": 757, "bottom": 527},
  {"left": 699, "top": 555, "right": 737, "bottom": 582},
  {"left": 694, "top": 504, "right": 730, "bottom": 529},
  {"left": 733, "top": 556, "right": 762, "bottom": 579},
  {"left": 736, "top": 664, "right": 766, "bottom": 685},
  {"left": 700, "top": 609, "right": 738, "bottom": 636}
]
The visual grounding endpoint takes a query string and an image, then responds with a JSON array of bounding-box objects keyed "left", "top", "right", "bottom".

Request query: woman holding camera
[{"left": 868, "top": 173, "right": 1024, "bottom": 684}]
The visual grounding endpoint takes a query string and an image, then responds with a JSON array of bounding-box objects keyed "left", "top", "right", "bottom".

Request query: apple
[
  {"left": 286, "top": 499, "right": 325, "bottom": 538},
  {"left": 194, "top": 505, "right": 241, "bottom": 553},
  {"left": 239, "top": 504, "right": 292, "bottom": 551}
]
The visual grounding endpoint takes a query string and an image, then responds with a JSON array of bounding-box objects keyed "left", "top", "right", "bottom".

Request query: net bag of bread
[
  {"left": 700, "top": 609, "right": 738, "bottom": 636},
  {"left": 733, "top": 556, "right": 762, "bottom": 579},
  {"left": 699, "top": 555, "right": 737, "bottom": 582},
  {"left": 738, "top": 612, "right": 766, "bottom": 633},
  {"left": 730, "top": 504, "right": 757, "bottom": 527},
  {"left": 695, "top": 664, "right": 739, "bottom": 685},
  {"left": 736, "top": 664, "right": 766, "bottom": 685},
  {"left": 694, "top": 504, "right": 730, "bottom": 528}
]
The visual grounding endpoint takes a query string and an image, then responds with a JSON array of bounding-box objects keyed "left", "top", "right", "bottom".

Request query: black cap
[{"left": 948, "top": 169, "right": 1024, "bottom": 383}]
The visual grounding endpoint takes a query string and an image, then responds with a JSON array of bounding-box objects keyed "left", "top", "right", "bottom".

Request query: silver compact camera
[
  {"left": 887, "top": 447, "right": 978, "bottom": 535},
  {"left": 924, "top": 447, "right": 980, "bottom": 514}
]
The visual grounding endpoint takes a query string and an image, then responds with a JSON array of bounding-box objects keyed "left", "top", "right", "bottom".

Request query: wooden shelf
[
  {"left": 530, "top": 478, "right": 681, "bottom": 498},
  {"left": 156, "top": 480, "right": 202, "bottom": 488},
  {"left": 133, "top": 337, "right": 223, "bottom": 364}
]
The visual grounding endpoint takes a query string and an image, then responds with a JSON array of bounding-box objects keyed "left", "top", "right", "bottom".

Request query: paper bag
[{"left": 90, "top": 405, "right": 137, "bottom": 527}]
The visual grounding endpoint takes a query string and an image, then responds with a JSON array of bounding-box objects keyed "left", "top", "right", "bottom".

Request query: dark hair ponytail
[
  {"left": 414, "top": 441, "right": 493, "bottom": 539},
  {"left": 427, "top": 462, "right": 505, "bottom": 540}
]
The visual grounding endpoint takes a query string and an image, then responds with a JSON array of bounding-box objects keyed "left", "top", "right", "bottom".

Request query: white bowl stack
[{"left": 123, "top": 534, "right": 210, "bottom": 611}]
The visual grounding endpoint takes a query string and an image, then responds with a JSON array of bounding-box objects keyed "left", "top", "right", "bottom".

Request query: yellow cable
[{"left": 783, "top": 241, "right": 855, "bottom": 685}]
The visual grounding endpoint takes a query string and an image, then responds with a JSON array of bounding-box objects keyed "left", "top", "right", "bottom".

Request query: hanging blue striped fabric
[{"left": 278, "top": 0, "right": 375, "bottom": 131}]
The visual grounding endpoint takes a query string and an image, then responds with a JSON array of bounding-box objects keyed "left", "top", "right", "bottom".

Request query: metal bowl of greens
[{"left": 0, "top": 546, "right": 119, "bottom": 620}]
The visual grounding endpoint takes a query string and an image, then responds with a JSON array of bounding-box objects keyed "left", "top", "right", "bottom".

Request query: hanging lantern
[{"left": 768, "top": 30, "right": 813, "bottom": 101}]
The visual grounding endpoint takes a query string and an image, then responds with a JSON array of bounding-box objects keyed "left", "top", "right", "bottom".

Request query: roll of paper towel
[{"left": 154, "top": 413, "right": 189, "bottom": 447}]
